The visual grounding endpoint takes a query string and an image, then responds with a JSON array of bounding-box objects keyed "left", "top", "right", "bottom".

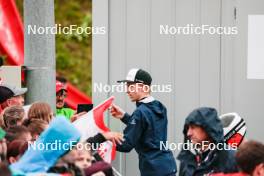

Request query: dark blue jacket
[
  {"left": 117, "top": 97, "right": 177, "bottom": 176},
  {"left": 177, "top": 107, "right": 238, "bottom": 176}
]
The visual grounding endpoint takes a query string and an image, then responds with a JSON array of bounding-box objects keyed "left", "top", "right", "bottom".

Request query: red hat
[{"left": 56, "top": 81, "right": 67, "bottom": 93}]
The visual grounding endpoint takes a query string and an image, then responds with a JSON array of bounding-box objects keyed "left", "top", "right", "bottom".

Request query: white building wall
[{"left": 93, "top": 0, "right": 264, "bottom": 175}]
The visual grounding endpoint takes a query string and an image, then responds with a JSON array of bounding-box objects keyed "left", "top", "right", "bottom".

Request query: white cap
[{"left": 220, "top": 112, "right": 246, "bottom": 142}]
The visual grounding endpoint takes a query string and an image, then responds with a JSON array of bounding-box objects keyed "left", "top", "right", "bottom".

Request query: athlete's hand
[
  {"left": 110, "top": 104, "right": 125, "bottom": 119},
  {"left": 102, "top": 132, "right": 124, "bottom": 145}
]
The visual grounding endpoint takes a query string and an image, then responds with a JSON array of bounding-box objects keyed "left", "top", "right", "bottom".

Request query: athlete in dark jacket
[
  {"left": 177, "top": 107, "right": 238, "bottom": 176},
  {"left": 111, "top": 68, "right": 177, "bottom": 176}
]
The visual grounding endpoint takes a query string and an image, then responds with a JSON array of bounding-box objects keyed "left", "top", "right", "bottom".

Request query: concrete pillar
[{"left": 24, "top": 0, "right": 56, "bottom": 111}]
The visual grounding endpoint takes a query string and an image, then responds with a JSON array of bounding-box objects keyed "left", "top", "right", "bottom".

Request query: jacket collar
[
  {"left": 136, "top": 96, "right": 155, "bottom": 106},
  {"left": 139, "top": 96, "right": 155, "bottom": 103}
]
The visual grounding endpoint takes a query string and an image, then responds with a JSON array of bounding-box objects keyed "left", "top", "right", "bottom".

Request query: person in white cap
[
  {"left": 0, "top": 84, "right": 27, "bottom": 113},
  {"left": 110, "top": 68, "right": 177, "bottom": 176},
  {"left": 220, "top": 112, "right": 247, "bottom": 148}
]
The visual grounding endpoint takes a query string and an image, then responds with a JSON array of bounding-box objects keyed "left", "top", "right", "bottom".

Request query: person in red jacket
[{"left": 212, "top": 140, "right": 264, "bottom": 176}]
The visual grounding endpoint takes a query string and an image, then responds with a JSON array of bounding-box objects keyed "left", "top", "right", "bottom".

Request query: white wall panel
[{"left": 93, "top": 0, "right": 264, "bottom": 175}]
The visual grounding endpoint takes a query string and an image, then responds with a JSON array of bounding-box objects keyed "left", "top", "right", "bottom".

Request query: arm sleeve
[
  {"left": 86, "top": 133, "right": 106, "bottom": 146},
  {"left": 86, "top": 133, "right": 107, "bottom": 162},
  {"left": 120, "top": 113, "right": 131, "bottom": 125},
  {"left": 116, "top": 112, "right": 144, "bottom": 152}
]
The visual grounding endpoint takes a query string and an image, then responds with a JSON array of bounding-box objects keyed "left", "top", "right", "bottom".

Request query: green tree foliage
[
  {"left": 15, "top": 0, "right": 92, "bottom": 96},
  {"left": 55, "top": 0, "right": 92, "bottom": 97}
]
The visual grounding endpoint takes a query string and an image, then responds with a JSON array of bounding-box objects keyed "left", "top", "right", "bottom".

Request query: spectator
[
  {"left": 236, "top": 140, "right": 264, "bottom": 176},
  {"left": 55, "top": 81, "right": 75, "bottom": 120},
  {"left": 1, "top": 106, "right": 25, "bottom": 129},
  {"left": 110, "top": 68, "right": 177, "bottom": 176},
  {"left": 7, "top": 139, "right": 28, "bottom": 164},
  {"left": 84, "top": 161, "right": 113, "bottom": 176},
  {"left": 10, "top": 117, "right": 81, "bottom": 174},
  {"left": 220, "top": 113, "right": 247, "bottom": 148},
  {"left": 0, "top": 127, "right": 7, "bottom": 162},
  {"left": 23, "top": 119, "right": 48, "bottom": 141},
  {"left": 48, "top": 148, "right": 83, "bottom": 176},
  {"left": 28, "top": 102, "right": 53, "bottom": 123},
  {"left": 75, "top": 143, "right": 114, "bottom": 175},
  {"left": 212, "top": 140, "right": 264, "bottom": 176},
  {"left": 0, "top": 84, "right": 27, "bottom": 113},
  {"left": 5, "top": 126, "right": 32, "bottom": 143},
  {"left": 10, "top": 116, "right": 121, "bottom": 175},
  {"left": 49, "top": 131, "right": 122, "bottom": 175},
  {"left": 55, "top": 81, "right": 86, "bottom": 122},
  {"left": 212, "top": 172, "right": 248, "bottom": 176},
  {"left": 75, "top": 143, "right": 94, "bottom": 169},
  {"left": 177, "top": 107, "right": 238, "bottom": 175},
  {"left": 0, "top": 163, "right": 12, "bottom": 176}
]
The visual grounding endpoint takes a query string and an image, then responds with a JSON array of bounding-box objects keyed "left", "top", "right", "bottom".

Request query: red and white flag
[{"left": 73, "top": 96, "right": 116, "bottom": 163}]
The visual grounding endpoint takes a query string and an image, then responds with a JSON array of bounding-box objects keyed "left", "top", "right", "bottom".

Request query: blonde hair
[
  {"left": 2, "top": 106, "right": 25, "bottom": 128},
  {"left": 28, "top": 102, "right": 53, "bottom": 123},
  {"left": 23, "top": 118, "right": 48, "bottom": 137}
]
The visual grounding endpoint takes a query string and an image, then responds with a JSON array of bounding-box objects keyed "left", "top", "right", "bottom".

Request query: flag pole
[{"left": 112, "top": 167, "right": 122, "bottom": 176}]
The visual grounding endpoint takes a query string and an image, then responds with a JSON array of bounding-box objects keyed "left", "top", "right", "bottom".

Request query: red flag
[
  {"left": 0, "top": 0, "right": 24, "bottom": 65},
  {"left": 73, "top": 96, "right": 116, "bottom": 162}
]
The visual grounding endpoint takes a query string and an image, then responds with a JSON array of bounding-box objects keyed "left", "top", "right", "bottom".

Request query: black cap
[
  {"left": 117, "top": 68, "right": 152, "bottom": 86},
  {"left": 0, "top": 84, "right": 28, "bottom": 103},
  {"left": 0, "top": 86, "right": 14, "bottom": 103}
]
